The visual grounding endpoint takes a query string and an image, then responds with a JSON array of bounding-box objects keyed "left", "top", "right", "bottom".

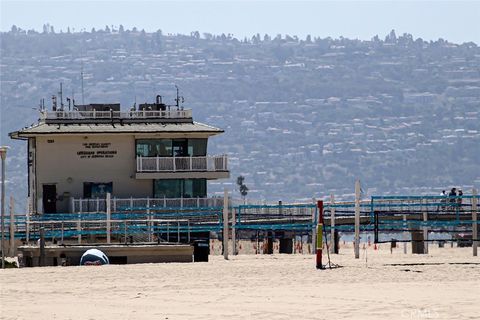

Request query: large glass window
[
  {"left": 136, "top": 139, "right": 172, "bottom": 157},
  {"left": 154, "top": 179, "right": 183, "bottom": 198},
  {"left": 188, "top": 139, "right": 207, "bottom": 156},
  {"left": 154, "top": 179, "right": 206, "bottom": 198},
  {"left": 136, "top": 139, "right": 207, "bottom": 157}
]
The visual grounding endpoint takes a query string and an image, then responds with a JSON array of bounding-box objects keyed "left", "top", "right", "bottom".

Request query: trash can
[
  {"left": 279, "top": 238, "right": 293, "bottom": 254},
  {"left": 193, "top": 240, "right": 210, "bottom": 262}
]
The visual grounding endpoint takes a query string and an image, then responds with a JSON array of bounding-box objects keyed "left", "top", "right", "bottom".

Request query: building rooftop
[
  {"left": 10, "top": 121, "right": 223, "bottom": 139},
  {"left": 10, "top": 94, "right": 225, "bottom": 139}
]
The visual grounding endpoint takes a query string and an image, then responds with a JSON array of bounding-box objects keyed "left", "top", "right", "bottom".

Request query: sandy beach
[{"left": 1, "top": 245, "right": 479, "bottom": 320}]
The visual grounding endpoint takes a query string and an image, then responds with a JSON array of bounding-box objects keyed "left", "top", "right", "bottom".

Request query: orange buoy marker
[{"left": 316, "top": 200, "right": 324, "bottom": 269}]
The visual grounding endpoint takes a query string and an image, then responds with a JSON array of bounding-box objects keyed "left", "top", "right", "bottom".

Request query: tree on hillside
[{"left": 236, "top": 176, "right": 249, "bottom": 203}]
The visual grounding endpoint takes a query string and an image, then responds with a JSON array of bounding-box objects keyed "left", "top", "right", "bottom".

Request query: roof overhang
[{"left": 10, "top": 121, "right": 224, "bottom": 140}]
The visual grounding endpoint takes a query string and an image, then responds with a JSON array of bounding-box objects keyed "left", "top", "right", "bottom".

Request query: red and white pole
[{"left": 316, "top": 200, "right": 324, "bottom": 269}]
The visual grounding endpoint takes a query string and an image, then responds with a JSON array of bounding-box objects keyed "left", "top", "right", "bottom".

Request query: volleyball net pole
[{"left": 316, "top": 200, "right": 323, "bottom": 269}]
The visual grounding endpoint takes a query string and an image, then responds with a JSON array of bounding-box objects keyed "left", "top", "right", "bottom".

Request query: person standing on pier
[
  {"left": 448, "top": 188, "right": 457, "bottom": 213},
  {"left": 457, "top": 189, "right": 463, "bottom": 211},
  {"left": 438, "top": 190, "right": 447, "bottom": 212}
]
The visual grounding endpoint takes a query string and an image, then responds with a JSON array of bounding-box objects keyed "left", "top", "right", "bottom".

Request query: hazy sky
[{"left": 1, "top": 1, "right": 479, "bottom": 44}]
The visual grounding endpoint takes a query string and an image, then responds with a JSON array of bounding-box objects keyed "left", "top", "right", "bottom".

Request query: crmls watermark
[{"left": 401, "top": 308, "right": 439, "bottom": 319}]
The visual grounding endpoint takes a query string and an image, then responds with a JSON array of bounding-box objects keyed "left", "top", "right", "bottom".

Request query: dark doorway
[{"left": 42, "top": 184, "right": 57, "bottom": 213}]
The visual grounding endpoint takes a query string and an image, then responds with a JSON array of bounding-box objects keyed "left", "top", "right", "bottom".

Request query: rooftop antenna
[
  {"left": 71, "top": 88, "right": 75, "bottom": 109},
  {"left": 58, "top": 82, "right": 64, "bottom": 110},
  {"left": 81, "top": 61, "right": 85, "bottom": 105},
  {"left": 174, "top": 85, "right": 184, "bottom": 109},
  {"left": 52, "top": 95, "right": 57, "bottom": 111}
]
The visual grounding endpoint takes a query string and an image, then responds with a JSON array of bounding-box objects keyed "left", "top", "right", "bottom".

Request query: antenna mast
[
  {"left": 81, "top": 62, "right": 85, "bottom": 105},
  {"left": 59, "top": 82, "right": 64, "bottom": 110},
  {"left": 175, "top": 85, "right": 179, "bottom": 108},
  {"left": 174, "top": 85, "right": 184, "bottom": 109}
]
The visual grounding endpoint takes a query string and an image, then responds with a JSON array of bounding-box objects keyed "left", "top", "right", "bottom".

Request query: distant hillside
[{"left": 1, "top": 27, "right": 479, "bottom": 209}]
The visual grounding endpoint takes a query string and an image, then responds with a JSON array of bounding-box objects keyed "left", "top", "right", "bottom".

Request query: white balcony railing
[
  {"left": 42, "top": 109, "right": 192, "bottom": 120},
  {"left": 137, "top": 155, "right": 228, "bottom": 172}
]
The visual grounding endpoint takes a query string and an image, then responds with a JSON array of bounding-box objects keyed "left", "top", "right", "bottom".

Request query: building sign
[{"left": 77, "top": 142, "right": 117, "bottom": 159}]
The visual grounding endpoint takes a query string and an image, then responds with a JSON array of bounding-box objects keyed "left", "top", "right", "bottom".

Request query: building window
[
  {"left": 136, "top": 139, "right": 172, "bottom": 157},
  {"left": 154, "top": 179, "right": 206, "bottom": 198},
  {"left": 83, "top": 182, "right": 113, "bottom": 198},
  {"left": 136, "top": 139, "right": 207, "bottom": 157},
  {"left": 188, "top": 139, "right": 207, "bottom": 156}
]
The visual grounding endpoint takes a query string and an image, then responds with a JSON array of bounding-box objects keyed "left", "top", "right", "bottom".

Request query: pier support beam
[
  {"left": 106, "top": 193, "right": 111, "bottom": 244},
  {"left": 473, "top": 188, "right": 478, "bottom": 257},
  {"left": 354, "top": 180, "right": 360, "bottom": 259},
  {"left": 232, "top": 206, "right": 236, "bottom": 255},
  {"left": 9, "top": 196, "right": 14, "bottom": 256},
  {"left": 423, "top": 199, "right": 429, "bottom": 254},
  {"left": 223, "top": 188, "right": 229, "bottom": 260},
  {"left": 403, "top": 214, "right": 407, "bottom": 254}
]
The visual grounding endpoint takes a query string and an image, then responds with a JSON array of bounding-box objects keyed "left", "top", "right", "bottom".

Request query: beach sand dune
[{"left": 1, "top": 246, "right": 479, "bottom": 319}]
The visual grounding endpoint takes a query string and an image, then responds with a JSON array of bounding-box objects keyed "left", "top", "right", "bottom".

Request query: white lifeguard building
[{"left": 10, "top": 94, "right": 229, "bottom": 214}]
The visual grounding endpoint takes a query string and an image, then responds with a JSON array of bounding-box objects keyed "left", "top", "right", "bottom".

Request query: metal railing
[
  {"left": 137, "top": 155, "right": 228, "bottom": 172},
  {"left": 71, "top": 196, "right": 226, "bottom": 213},
  {"left": 41, "top": 109, "right": 192, "bottom": 120}
]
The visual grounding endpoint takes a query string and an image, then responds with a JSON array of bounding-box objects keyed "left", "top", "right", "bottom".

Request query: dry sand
[{"left": 1, "top": 245, "right": 479, "bottom": 320}]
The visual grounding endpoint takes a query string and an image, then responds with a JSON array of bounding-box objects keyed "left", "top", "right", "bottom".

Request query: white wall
[{"left": 35, "top": 134, "right": 151, "bottom": 212}]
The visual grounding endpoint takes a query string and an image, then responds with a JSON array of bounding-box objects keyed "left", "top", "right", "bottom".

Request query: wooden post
[
  {"left": 330, "top": 194, "right": 336, "bottom": 254},
  {"left": 473, "top": 188, "right": 478, "bottom": 257},
  {"left": 403, "top": 214, "right": 407, "bottom": 254},
  {"left": 232, "top": 206, "right": 236, "bottom": 255},
  {"left": 423, "top": 198, "right": 428, "bottom": 254},
  {"left": 9, "top": 196, "right": 14, "bottom": 256},
  {"left": 77, "top": 213, "right": 82, "bottom": 244},
  {"left": 106, "top": 192, "right": 111, "bottom": 244},
  {"left": 223, "top": 188, "right": 229, "bottom": 260},
  {"left": 39, "top": 227, "right": 45, "bottom": 267},
  {"left": 26, "top": 198, "right": 30, "bottom": 243},
  {"left": 354, "top": 180, "right": 360, "bottom": 259}
]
